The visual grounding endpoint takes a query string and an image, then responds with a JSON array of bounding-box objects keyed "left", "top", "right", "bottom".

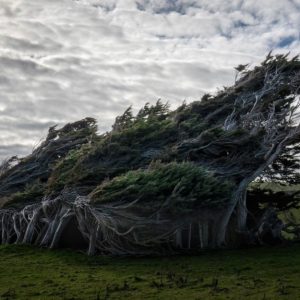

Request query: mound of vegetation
[
  {"left": 0, "top": 53, "right": 300, "bottom": 255},
  {"left": 90, "top": 162, "right": 233, "bottom": 210}
]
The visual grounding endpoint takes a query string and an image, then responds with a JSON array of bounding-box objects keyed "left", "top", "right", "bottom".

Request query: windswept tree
[{"left": 0, "top": 53, "right": 300, "bottom": 255}]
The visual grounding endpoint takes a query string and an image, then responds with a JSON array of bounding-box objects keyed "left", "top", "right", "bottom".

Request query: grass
[{"left": 0, "top": 245, "right": 300, "bottom": 299}]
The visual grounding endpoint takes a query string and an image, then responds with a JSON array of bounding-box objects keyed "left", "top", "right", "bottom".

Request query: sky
[{"left": 0, "top": 0, "right": 299, "bottom": 162}]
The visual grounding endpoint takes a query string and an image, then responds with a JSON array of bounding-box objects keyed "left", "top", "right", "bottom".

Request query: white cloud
[{"left": 0, "top": 0, "right": 299, "bottom": 161}]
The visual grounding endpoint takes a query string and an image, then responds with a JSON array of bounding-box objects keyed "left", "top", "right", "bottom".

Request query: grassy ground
[{"left": 0, "top": 245, "right": 300, "bottom": 300}]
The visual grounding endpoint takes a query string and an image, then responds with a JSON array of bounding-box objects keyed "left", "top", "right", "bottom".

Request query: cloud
[{"left": 0, "top": 0, "right": 299, "bottom": 161}]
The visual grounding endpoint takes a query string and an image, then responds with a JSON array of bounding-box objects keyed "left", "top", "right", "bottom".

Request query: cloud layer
[{"left": 0, "top": 0, "right": 299, "bottom": 161}]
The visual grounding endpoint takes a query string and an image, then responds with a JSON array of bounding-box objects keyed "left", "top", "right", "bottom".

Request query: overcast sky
[{"left": 0, "top": 0, "right": 299, "bottom": 162}]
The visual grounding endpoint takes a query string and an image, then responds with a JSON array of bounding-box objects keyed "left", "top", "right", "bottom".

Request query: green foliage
[
  {"left": 47, "top": 117, "right": 97, "bottom": 140},
  {"left": 112, "top": 106, "right": 134, "bottom": 132},
  {"left": 112, "top": 100, "right": 170, "bottom": 134},
  {"left": 110, "top": 118, "right": 177, "bottom": 147},
  {"left": 91, "top": 162, "right": 233, "bottom": 211},
  {"left": 1, "top": 54, "right": 300, "bottom": 213},
  {"left": 47, "top": 142, "right": 95, "bottom": 193},
  {"left": 3, "top": 181, "right": 45, "bottom": 208},
  {"left": 136, "top": 99, "right": 170, "bottom": 121},
  {"left": 42, "top": 100, "right": 174, "bottom": 194},
  {"left": 109, "top": 100, "right": 174, "bottom": 147},
  {"left": 0, "top": 117, "right": 98, "bottom": 206},
  {"left": 177, "top": 116, "right": 208, "bottom": 138}
]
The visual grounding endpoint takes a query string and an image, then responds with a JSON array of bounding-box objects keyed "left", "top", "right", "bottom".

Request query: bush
[{"left": 90, "top": 162, "right": 234, "bottom": 212}]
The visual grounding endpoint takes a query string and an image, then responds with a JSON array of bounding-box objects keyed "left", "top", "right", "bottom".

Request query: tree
[
  {"left": 112, "top": 106, "right": 134, "bottom": 132},
  {"left": 0, "top": 54, "right": 300, "bottom": 255}
]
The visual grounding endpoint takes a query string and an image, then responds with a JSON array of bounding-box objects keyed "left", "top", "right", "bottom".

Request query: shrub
[{"left": 90, "top": 162, "right": 234, "bottom": 212}]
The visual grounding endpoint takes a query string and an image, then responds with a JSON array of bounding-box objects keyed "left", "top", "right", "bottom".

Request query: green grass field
[{"left": 1, "top": 245, "right": 300, "bottom": 300}]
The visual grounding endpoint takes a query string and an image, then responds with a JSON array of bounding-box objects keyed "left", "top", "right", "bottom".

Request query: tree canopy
[{"left": 0, "top": 53, "right": 300, "bottom": 255}]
